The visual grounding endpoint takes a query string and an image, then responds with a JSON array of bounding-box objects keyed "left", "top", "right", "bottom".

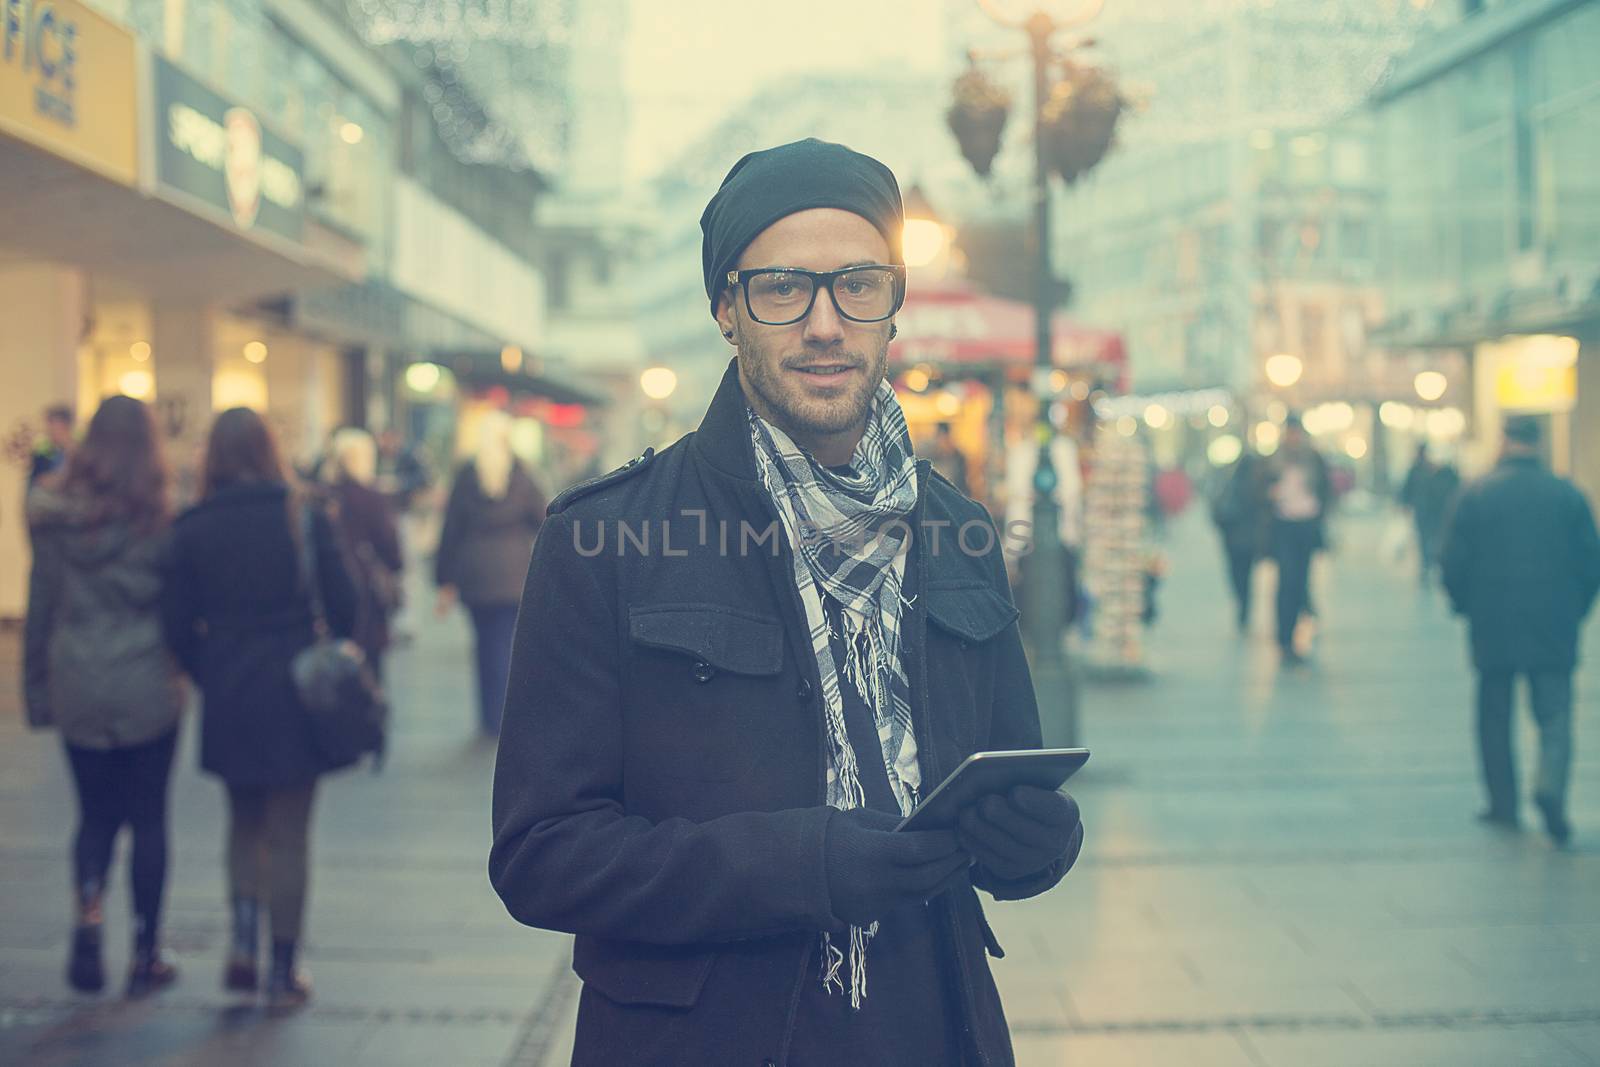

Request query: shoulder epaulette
[{"left": 548, "top": 448, "right": 656, "bottom": 516}]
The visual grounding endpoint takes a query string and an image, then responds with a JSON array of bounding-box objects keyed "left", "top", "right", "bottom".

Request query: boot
[
  {"left": 66, "top": 882, "right": 105, "bottom": 994},
  {"left": 266, "top": 939, "right": 312, "bottom": 1013},
  {"left": 126, "top": 919, "right": 179, "bottom": 999},
  {"left": 223, "top": 897, "right": 259, "bottom": 993}
]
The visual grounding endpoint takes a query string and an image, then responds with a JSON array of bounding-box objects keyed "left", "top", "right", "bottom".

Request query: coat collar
[{"left": 690, "top": 358, "right": 763, "bottom": 484}]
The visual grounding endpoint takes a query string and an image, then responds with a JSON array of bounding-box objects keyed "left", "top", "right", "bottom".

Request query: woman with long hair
[
  {"left": 160, "top": 407, "right": 358, "bottom": 1011},
  {"left": 321, "top": 427, "right": 403, "bottom": 678},
  {"left": 25, "top": 395, "right": 184, "bottom": 997},
  {"left": 433, "top": 411, "right": 546, "bottom": 736}
]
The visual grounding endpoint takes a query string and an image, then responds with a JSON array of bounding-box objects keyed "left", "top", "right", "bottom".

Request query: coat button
[
  {"left": 796, "top": 679, "right": 813, "bottom": 701},
  {"left": 693, "top": 661, "right": 716, "bottom": 683}
]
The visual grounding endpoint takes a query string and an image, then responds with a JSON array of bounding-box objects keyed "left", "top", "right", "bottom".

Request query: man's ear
[{"left": 714, "top": 293, "right": 738, "bottom": 344}]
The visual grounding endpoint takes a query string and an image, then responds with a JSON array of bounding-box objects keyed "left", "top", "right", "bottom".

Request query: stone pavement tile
[
  {"left": 990, "top": 967, "right": 1075, "bottom": 1027},
  {"left": 1547, "top": 1024, "right": 1600, "bottom": 1062},
  {"left": 1064, "top": 974, "right": 1365, "bottom": 1027},
  {"left": 350, "top": 1017, "right": 522, "bottom": 1066},
  {"left": 1341, "top": 966, "right": 1600, "bottom": 1016},
  {"left": 1011, "top": 1030, "right": 1257, "bottom": 1067},
  {"left": 1246, "top": 1027, "right": 1590, "bottom": 1067},
  {"left": 289, "top": 960, "right": 544, "bottom": 1013}
]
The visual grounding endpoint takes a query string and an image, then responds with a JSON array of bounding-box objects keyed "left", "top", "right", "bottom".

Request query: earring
[
  {"left": 723, "top": 329, "right": 735, "bottom": 341},
  {"left": 889, "top": 323, "right": 898, "bottom": 341}
]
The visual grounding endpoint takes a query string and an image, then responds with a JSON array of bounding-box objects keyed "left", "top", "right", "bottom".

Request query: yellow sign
[
  {"left": 0, "top": 0, "right": 137, "bottom": 185},
  {"left": 1495, "top": 361, "right": 1577, "bottom": 412}
]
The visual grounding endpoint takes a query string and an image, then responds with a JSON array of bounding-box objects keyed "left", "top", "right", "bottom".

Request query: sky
[{"left": 622, "top": 0, "right": 951, "bottom": 182}]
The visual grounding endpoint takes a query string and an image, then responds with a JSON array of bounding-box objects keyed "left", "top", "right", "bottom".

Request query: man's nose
[{"left": 802, "top": 286, "right": 846, "bottom": 345}]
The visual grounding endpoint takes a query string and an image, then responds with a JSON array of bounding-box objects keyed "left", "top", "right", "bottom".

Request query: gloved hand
[
  {"left": 824, "top": 807, "right": 972, "bottom": 927},
  {"left": 957, "top": 786, "right": 1083, "bottom": 884}
]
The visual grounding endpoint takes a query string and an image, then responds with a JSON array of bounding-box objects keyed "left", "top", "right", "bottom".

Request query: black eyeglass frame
[{"left": 724, "top": 264, "right": 908, "bottom": 326}]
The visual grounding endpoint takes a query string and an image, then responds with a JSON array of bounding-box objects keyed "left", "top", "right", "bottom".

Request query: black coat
[
  {"left": 1441, "top": 455, "right": 1600, "bottom": 673},
  {"left": 331, "top": 478, "right": 403, "bottom": 661},
  {"left": 160, "top": 483, "right": 359, "bottom": 786},
  {"left": 489, "top": 363, "right": 1071, "bottom": 1067},
  {"left": 433, "top": 461, "right": 545, "bottom": 607}
]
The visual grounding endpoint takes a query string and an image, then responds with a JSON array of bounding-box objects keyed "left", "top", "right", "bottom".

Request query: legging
[
  {"left": 226, "top": 782, "right": 317, "bottom": 943},
  {"left": 63, "top": 728, "right": 179, "bottom": 943}
]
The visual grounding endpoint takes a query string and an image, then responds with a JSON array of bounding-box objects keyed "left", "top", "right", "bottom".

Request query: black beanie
[{"left": 700, "top": 138, "right": 904, "bottom": 314}]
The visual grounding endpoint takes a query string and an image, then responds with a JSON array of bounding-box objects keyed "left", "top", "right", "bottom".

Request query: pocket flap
[
  {"left": 925, "top": 581, "right": 1019, "bottom": 644},
  {"left": 572, "top": 936, "right": 717, "bottom": 1008},
  {"left": 628, "top": 604, "right": 784, "bottom": 675}
]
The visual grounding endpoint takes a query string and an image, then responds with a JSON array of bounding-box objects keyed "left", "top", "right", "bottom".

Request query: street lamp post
[{"left": 951, "top": 0, "right": 1123, "bottom": 747}]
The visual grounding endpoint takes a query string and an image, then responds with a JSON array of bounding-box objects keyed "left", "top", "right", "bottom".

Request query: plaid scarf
[{"left": 748, "top": 380, "right": 922, "bottom": 1009}]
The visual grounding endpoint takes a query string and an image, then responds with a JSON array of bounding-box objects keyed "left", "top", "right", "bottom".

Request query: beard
[{"left": 736, "top": 329, "right": 890, "bottom": 442}]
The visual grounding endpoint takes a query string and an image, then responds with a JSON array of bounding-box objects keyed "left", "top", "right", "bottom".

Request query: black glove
[
  {"left": 824, "top": 807, "right": 972, "bottom": 927},
  {"left": 957, "top": 786, "right": 1083, "bottom": 884}
]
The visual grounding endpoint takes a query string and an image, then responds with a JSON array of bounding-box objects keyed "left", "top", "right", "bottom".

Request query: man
[
  {"left": 1265, "top": 414, "right": 1331, "bottom": 663},
  {"left": 929, "top": 422, "right": 971, "bottom": 496},
  {"left": 29, "top": 404, "right": 74, "bottom": 487},
  {"left": 1400, "top": 443, "right": 1461, "bottom": 587},
  {"left": 489, "top": 139, "right": 1083, "bottom": 1066},
  {"left": 1209, "top": 446, "right": 1268, "bottom": 633},
  {"left": 1441, "top": 416, "right": 1600, "bottom": 847}
]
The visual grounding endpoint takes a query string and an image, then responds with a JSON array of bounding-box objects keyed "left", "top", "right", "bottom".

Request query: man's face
[
  {"left": 46, "top": 417, "right": 73, "bottom": 448},
  {"left": 716, "top": 208, "right": 894, "bottom": 443}
]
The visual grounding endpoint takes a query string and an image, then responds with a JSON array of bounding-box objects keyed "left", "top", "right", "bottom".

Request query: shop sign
[
  {"left": 1487, "top": 334, "right": 1578, "bottom": 414},
  {"left": 153, "top": 55, "right": 303, "bottom": 242},
  {"left": 0, "top": 0, "right": 137, "bottom": 184}
]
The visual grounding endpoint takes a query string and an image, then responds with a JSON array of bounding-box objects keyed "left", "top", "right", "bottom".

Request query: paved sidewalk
[{"left": 2, "top": 509, "right": 1597, "bottom": 1066}]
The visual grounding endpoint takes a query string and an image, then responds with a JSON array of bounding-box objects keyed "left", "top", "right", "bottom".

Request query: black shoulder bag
[{"left": 289, "top": 503, "right": 389, "bottom": 770}]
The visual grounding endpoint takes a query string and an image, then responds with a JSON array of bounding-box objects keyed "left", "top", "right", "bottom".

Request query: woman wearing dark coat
[
  {"left": 433, "top": 412, "right": 545, "bottom": 737},
  {"left": 322, "top": 428, "right": 403, "bottom": 674},
  {"left": 160, "top": 408, "right": 357, "bottom": 1012},
  {"left": 24, "top": 396, "right": 184, "bottom": 998}
]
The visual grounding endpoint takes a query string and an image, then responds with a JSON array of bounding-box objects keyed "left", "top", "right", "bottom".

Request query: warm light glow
[
  {"left": 130, "top": 341, "right": 151, "bottom": 362},
  {"left": 1264, "top": 353, "right": 1304, "bottom": 389},
  {"left": 1208, "top": 435, "right": 1243, "bottom": 467},
  {"left": 243, "top": 341, "right": 268, "bottom": 364},
  {"left": 640, "top": 366, "right": 678, "bottom": 401},
  {"left": 1303, "top": 402, "right": 1355, "bottom": 436},
  {"left": 119, "top": 370, "right": 154, "bottom": 399},
  {"left": 935, "top": 391, "right": 962, "bottom": 418},
  {"left": 1070, "top": 379, "right": 1091, "bottom": 401},
  {"left": 1413, "top": 371, "right": 1447, "bottom": 402},
  {"left": 340, "top": 122, "right": 365, "bottom": 145},
  {"left": 501, "top": 345, "right": 524, "bottom": 373},
  {"left": 1208, "top": 405, "right": 1230, "bottom": 428},
  {"left": 1427, "top": 408, "right": 1466, "bottom": 438},
  {"left": 901, "top": 219, "right": 950, "bottom": 268},
  {"left": 1116, "top": 415, "right": 1138, "bottom": 437},
  {"left": 904, "top": 368, "right": 931, "bottom": 393},
  {"left": 1144, "top": 403, "right": 1171, "bottom": 430},
  {"left": 1379, "top": 401, "right": 1415, "bottom": 430},
  {"left": 1255, "top": 421, "right": 1282, "bottom": 454},
  {"left": 1344, "top": 437, "right": 1369, "bottom": 460},
  {"left": 405, "top": 362, "right": 443, "bottom": 393},
  {"left": 1048, "top": 369, "right": 1070, "bottom": 394}
]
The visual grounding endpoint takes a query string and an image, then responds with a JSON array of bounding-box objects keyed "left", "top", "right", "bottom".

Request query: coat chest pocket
[
  {"left": 923, "top": 581, "right": 1018, "bottom": 749},
  {"left": 626, "top": 603, "right": 785, "bottom": 782}
]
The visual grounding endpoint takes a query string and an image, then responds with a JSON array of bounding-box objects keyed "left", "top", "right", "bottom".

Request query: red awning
[{"left": 890, "top": 277, "right": 1126, "bottom": 375}]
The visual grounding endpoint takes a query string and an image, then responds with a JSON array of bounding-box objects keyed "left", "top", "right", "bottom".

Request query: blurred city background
[{"left": 3, "top": 0, "right": 1599, "bottom": 1064}]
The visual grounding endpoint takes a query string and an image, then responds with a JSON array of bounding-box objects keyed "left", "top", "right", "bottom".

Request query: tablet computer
[{"left": 895, "top": 748, "right": 1089, "bottom": 833}]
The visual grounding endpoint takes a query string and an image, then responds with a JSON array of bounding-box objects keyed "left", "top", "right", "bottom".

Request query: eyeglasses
[{"left": 725, "top": 264, "right": 907, "bottom": 327}]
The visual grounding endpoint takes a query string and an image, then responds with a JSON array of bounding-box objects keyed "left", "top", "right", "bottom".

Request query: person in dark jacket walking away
[
  {"left": 433, "top": 410, "right": 545, "bottom": 737},
  {"left": 1210, "top": 448, "right": 1269, "bottom": 633},
  {"left": 160, "top": 408, "right": 358, "bottom": 1011},
  {"left": 323, "top": 428, "right": 404, "bottom": 678},
  {"left": 488, "top": 139, "right": 1084, "bottom": 1067},
  {"left": 24, "top": 396, "right": 184, "bottom": 998},
  {"left": 1441, "top": 417, "right": 1600, "bottom": 847},
  {"left": 1400, "top": 443, "right": 1461, "bottom": 587},
  {"left": 1265, "top": 415, "right": 1332, "bottom": 664}
]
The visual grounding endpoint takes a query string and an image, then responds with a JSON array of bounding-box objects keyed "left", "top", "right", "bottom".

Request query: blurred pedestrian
[
  {"left": 1440, "top": 417, "right": 1600, "bottom": 847},
  {"left": 928, "top": 421, "right": 971, "bottom": 496},
  {"left": 160, "top": 407, "right": 358, "bottom": 1011},
  {"left": 1266, "top": 414, "right": 1332, "bottom": 663},
  {"left": 376, "top": 428, "right": 432, "bottom": 514},
  {"left": 29, "top": 404, "right": 75, "bottom": 488},
  {"left": 23, "top": 396, "right": 184, "bottom": 998},
  {"left": 1209, "top": 449, "right": 1269, "bottom": 633},
  {"left": 1400, "top": 443, "right": 1461, "bottom": 587},
  {"left": 323, "top": 428, "right": 404, "bottom": 679},
  {"left": 489, "top": 139, "right": 1081, "bottom": 1066},
  {"left": 433, "top": 410, "right": 546, "bottom": 737}
]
